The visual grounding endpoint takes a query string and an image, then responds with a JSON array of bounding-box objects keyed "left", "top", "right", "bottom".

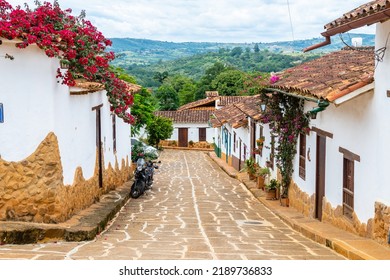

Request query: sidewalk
[
  {"left": 0, "top": 182, "right": 132, "bottom": 244},
  {"left": 208, "top": 152, "right": 390, "bottom": 260}
]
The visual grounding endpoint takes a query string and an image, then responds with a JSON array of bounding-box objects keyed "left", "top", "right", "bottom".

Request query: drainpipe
[
  {"left": 308, "top": 100, "right": 330, "bottom": 119},
  {"left": 303, "top": 36, "right": 331, "bottom": 52},
  {"left": 264, "top": 88, "right": 330, "bottom": 117}
]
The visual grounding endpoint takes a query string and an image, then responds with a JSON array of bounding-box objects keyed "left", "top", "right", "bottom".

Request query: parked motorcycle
[{"left": 130, "top": 158, "right": 159, "bottom": 199}]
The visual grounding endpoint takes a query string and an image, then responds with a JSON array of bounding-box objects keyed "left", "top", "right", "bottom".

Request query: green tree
[
  {"left": 178, "top": 82, "right": 196, "bottom": 106},
  {"left": 153, "top": 71, "right": 169, "bottom": 84},
  {"left": 111, "top": 67, "right": 157, "bottom": 136},
  {"left": 195, "top": 62, "right": 228, "bottom": 100},
  {"left": 156, "top": 84, "right": 179, "bottom": 110},
  {"left": 211, "top": 69, "right": 246, "bottom": 96},
  {"left": 131, "top": 88, "right": 157, "bottom": 136},
  {"left": 146, "top": 116, "right": 174, "bottom": 147},
  {"left": 230, "top": 47, "right": 243, "bottom": 57},
  {"left": 254, "top": 43, "right": 260, "bottom": 53}
]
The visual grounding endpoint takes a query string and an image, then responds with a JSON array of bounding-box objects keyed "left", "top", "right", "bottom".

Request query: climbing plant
[
  {"left": 0, "top": 0, "right": 134, "bottom": 123},
  {"left": 260, "top": 89, "right": 310, "bottom": 197}
]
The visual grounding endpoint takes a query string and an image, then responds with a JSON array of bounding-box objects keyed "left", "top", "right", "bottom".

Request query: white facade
[
  {"left": 171, "top": 122, "right": 214, "bottom": 143},
  {"left": 289, "top": 23, "right": 390, "bottom": 223},
  {"left": 0, "top": 41, "right": 131, "bottom": 185}
]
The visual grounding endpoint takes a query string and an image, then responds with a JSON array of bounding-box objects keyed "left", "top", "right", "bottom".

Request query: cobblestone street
[{"left": 0, "top": 150, "right": 344, "bottom": 260}]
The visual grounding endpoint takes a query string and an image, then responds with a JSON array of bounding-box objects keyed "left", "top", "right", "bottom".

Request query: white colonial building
[{"left": 0, "top": 40, "right": 138, "bottom": 223}]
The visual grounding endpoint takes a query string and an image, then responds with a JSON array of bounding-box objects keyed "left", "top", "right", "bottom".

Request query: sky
[{"left": 7, "top": 0, "right": 375, "bottom": 43}]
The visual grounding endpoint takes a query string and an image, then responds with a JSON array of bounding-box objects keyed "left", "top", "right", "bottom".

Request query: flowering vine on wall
[
  {"left": 260, "top": 89, "right": 310, "bottom": 197},
  {"left": 0, "top": 0, "right": 134, "bottom": 123}
]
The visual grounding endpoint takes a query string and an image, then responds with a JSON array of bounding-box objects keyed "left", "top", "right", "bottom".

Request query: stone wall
[
  {"left": 0, "top": 132, "right": 132, "bottom": 224},
  {"left": 289, "top": 181, "right": 390, "bottom": 246}
]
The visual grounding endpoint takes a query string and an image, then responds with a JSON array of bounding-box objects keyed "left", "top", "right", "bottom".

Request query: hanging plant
[
  {"left": 260, "top": 90, "right": 310, "bottom": 197},
  {"left": 0, "top": 0, "right": 134, "bottom": 123}
]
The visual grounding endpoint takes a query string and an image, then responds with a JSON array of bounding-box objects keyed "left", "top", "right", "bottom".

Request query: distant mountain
[
  {"left": 108, "top": 33, "right": 375, "bottom": 66},
  {"left": 108, "top": 34, "right": 375, "bottom": 88}
]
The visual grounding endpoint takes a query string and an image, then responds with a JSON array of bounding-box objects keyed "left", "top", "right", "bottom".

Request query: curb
[
  {"left": 207, "top": 151, "right": 390, "bottom": 260},
  {"left": 0, "top": 182, "right": 132, "bottom": 244}
]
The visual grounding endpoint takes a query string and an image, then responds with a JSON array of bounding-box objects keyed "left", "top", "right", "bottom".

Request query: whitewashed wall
[
  {"left": 171, "top": 123, "right": 214, "bottom": 143},
  {"left": 0, "top": 42, "right": 131, "bottom": 185},
  {"left": 290, "top": 29, "right": 390, "bottom": 223},
  {"left": 255, "top": 122, "right": 278, "bottom": 179}
]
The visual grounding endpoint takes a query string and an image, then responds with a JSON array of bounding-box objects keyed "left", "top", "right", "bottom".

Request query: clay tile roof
[
  {"left": 270, "top": 47, "right": 375, "bottom": 101},
  {"left": 234, "top": 95, "right": 262, "bottom": 120},
  {"left": 70, "top": 79, "right": 141, "bottom": 95},
  {"left": 218, "top": 96, "right": 251, "bottom": 106},
  {"left": 125, "top": 82, "right": 142, "bottom": 93},
  {"left": 206, "top": 91, "right": 219, "bottom": 97},
  {"left": 70, "top": 79, "right": 106, "bottom": 95},
  {"left": 323, "top": 0, "right": 390, "bottom": 36},
  {"left": 211, "top": 96, "right": 262, "bottom": 128},
  {"left": 177, "top": 97, "right": 219, "bottom": 111},
  {"left": 154, "top": 110, "right": 214, "bottom": 123}
]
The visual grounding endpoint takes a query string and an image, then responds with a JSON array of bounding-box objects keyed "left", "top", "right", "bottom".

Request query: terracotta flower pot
[{"left": 266, "top": 189, "right": 276, "bottom": 200}]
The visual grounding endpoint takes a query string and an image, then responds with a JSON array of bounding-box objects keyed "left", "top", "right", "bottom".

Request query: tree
[
  {"left": 211, "top": 69, "right": 246, "bottom": 96},
  {"left": 156, "top": 84, "right": 179, "bottom": 110},
  {"left": 178, "top": 82, "right": 196, "bottom": 106},
  {"left": 111, "top": 67, "right": 157, "bottom": 136},
  {"left": 254, "top": 43, "right": 260, "bottom": 53},
  {"left": 230, "top": 47, "right": 243, "bottom": 57},
  {"left": 194, "top": 62, "right": 229, "bottom": 100},
  {"left": 153, "top": 71, "right": 169, "bottom": 84},
  {"left": 131, "top": 88, "right": 157, "bottom": 136},
  {"left": 146, "top": 116, "right": 174, "bottom": 147}
]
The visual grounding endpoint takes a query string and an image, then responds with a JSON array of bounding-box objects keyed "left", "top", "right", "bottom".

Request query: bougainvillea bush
[
  {"left": 260, "top": 90, "right": 310, "bottom": 197},
  {"left": 0, "top": 0, "right": 134, "bottom": 123}
]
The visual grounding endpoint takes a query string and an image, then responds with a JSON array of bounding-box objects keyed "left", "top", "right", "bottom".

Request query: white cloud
[{"left": 7, "top": 0, "right": 375, "bottom": 42}]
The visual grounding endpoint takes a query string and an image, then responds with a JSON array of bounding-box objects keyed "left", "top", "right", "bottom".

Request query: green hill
[{"left": 108, "top": 33, "right": 375, "bottom": 88}]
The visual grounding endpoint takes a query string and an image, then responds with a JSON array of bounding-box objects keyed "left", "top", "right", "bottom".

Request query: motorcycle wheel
[{"left": 130, "top": 180, "right": 144, "bottom": 199}]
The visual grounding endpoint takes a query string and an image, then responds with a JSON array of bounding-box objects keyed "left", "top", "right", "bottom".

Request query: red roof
[
  {"left": 155, "top": 110, "right": 214, "bottom": 123},
  {"left": 323, "top": 0, "right": 390, "bottom": 36},
  {"left": 270, "top": 48, "right": 374, "bottom": 102}
]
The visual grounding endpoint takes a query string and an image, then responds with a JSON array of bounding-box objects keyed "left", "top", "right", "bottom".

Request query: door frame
[
  {"left": 315, "top": 135, "right": 326, "bottom": 221},
  {"left": 178, "top": 127, "right": 188, "bottom": 147},
  {"left": 92, "top": 104, "right": 103, "bottom": 189}
]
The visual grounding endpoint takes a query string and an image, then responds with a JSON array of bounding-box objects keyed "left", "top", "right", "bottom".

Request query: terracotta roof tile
[
  {"left": 177, "top": 97, "right": 219, "bottom": 111},
  {"left": 218, "top": 96, "right": 251, "bottom": 106},
  {"left": 70, "top": 79, "right": 141, "bottom": 95},
  {"left": 270, "top": 48, "right": 375, "bottom": 101},
  {"left": 211, "top": 96, "right": 262, "bottom": 128},
  {"left": 155, "top": 110, "right": 214, "bottom": 123},
  {"left": 323, "top": 0, "right": 390, "bottom": 36}
]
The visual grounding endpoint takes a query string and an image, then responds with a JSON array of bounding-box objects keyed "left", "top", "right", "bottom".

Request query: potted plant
[
  {"left": 241, "top": 158, "right": 258, "bottom": 180},
  {"left": 265, "top": 179, "right": 280, "bottom": 200},
  {"left": 255, "top": 166, "right": 270, "bottom": 189}
]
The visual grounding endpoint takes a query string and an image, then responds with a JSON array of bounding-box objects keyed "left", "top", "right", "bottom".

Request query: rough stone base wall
[
  {"left": 289, "top": 181, "right": 390, "bottom": 246},
  {"left": 161, "top": 140, "right": 213, "bottom": 149},
  {"left": 0, "top": 132, "right": 132, "bottom": 224}
]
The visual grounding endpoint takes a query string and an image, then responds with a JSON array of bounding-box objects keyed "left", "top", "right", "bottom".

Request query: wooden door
[
  {"left": 92, "top": 104, "right": 103, "bottom": 188},
  {"left": 199, "top": 127, "right": 206, "bottom": 142},
  {"left": 178, "top": 128, "right": 188, "bottom": 147},
  {"left": 315, "top": 135, "right": 326, "bottom": 221},
  {"left": 250, "top": 121, "right": 256, "bottom": 156}
]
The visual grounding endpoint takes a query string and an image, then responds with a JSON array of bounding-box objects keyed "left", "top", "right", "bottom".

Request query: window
[
  {"left": 269, "top": 135, "right": 275, "bottom": 169},
  {"left": 299, "top": 133, "right": 306, "bottom": 180},
  {"left": 199, "top": 127, "right": 206, "bottom": 142},
  {"left": 343, "top": 158, "right": 354, "bottom": 220},
  {"left": 233, "top": 132, "right": 236, "bottom": 152},
  {"left": 339, "top": 147, "right": 360, "bottom": 220}
]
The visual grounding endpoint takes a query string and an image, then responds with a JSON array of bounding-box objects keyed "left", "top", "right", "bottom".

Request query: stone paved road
[{"left": 0, "top": 150, "right": 344, "bottom": 260}]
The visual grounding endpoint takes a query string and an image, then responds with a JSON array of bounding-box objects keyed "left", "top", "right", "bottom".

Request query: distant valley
[{"left": 108, "top": 33, "right": 375, "bottom": 88}]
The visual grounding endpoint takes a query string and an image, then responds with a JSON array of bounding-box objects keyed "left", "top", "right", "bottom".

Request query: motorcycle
[{"left": 130, "top": 158, "right": 159, "bottom": 199}]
